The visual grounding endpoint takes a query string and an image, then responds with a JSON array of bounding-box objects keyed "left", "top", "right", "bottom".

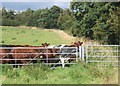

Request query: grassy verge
[{"left": 1, "top": 63, "right": 118, "bottom": 84}]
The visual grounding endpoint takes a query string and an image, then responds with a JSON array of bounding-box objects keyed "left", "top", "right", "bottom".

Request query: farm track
[{"left": 44, "top": 29, "right": 77, "bottom": 44}]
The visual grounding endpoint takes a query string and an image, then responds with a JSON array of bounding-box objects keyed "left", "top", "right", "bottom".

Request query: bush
[{"left": 2, "top": 19, "right": 20, "bottom": 26}]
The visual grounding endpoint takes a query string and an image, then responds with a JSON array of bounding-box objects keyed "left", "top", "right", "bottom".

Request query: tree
[
  {"left": 2, "top": 7, "right": 20, "bottom": 26},
  {"left": 70, "top": 2, "right": 119, "bottom": 44},
  {"left": 37, "top": 6, "right": 62, "bottom": 29},
  {"left": 57, "top": 9, "right": 76, "bottom": 30},
  {"left": 47, "top": 5, "right": 62, "bottom": 29}
]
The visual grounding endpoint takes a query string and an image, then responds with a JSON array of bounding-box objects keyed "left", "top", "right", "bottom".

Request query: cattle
[
  {"left": 0, "top": 43, "right": 50, "bottom": 67},
  {"left": 0, "top": 45, "right": 24, "bottom": 64},
  {"left": 10, "top": 43, "right": 50, "bottom": 66},
  {"left": 40, "top": 45, "right": 60, "bottom": 63},
  {"left": 41, "top": 41, "right": 83, "bottom": 68},
  {"left": 0, "top": 42, "right": 83, "bottom": 68},
  {"left": 0, "top": 44, "right": 40, "bottom": 64},
  {"left": 0, "top": 44, "right": 26, "bottom": 47},
  {"left": 65, "top": 41, "right": 83, "bottom": 47},
  {"left": 0, "top": 49, "right": 13, "bottom": 64},
  {"left": 59, "top": 41, "right": 83, "bottom": 64}
]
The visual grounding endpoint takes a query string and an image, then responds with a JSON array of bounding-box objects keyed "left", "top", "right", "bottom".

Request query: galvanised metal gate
[
  {"left": 0, "top": 47, "right": 79, "bottom": 68},
  {"left": 1, "top": 45, "right": 119, "bottom": 67},
  {"left": 79, "top": 46, "right": 84, "bottom": 61},
  {"left": 86, "top": 45, "right": 120, "bottom": 66}
]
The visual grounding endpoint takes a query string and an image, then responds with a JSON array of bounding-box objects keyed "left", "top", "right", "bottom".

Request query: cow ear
[
  {"left": 74, "top": 42, "right": 77, "bottom": 45},
  {"left": 78, "top": 41, "right": 81, "bottom": 43}
]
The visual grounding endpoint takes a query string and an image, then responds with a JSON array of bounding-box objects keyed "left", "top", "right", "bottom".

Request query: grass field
[
  {"left": 0, "top": 26, "right": 67, "bottom": 45},
  {"left": 1, "top": 63, "right": 118, "bottom": 84},
  {"left": 0, "top": 26, "right": 119, "bottom": 84}
]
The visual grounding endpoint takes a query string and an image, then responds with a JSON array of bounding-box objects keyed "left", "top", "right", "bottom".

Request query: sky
[
  {"left": 1, "top": 0, "right": 118, "bottom": 11},
  {"left": 2, "top": 0, "right": 71, "bottom": 11}
]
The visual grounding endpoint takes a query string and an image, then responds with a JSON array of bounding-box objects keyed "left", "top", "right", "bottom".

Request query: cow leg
[{"left": 60, "top": 58, "right": 65, "bottom": 68}]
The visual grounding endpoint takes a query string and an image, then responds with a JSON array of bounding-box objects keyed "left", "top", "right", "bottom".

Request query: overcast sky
[{"left": 2, "top": 1, "right": 70, "bottom": 11}]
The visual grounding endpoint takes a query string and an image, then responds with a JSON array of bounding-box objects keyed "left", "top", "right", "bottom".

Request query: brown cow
[
  {"left": 65, "top": 41, "right": 83, "bottom": 47},
  {"left": 59, "top": 41, "right": 83, "bottom": 64},
  {"left": 9, "top": 43, "right": 50, "bottom": 66},
  {"left": 0, "top": 43, "right": 50, "bottom": 65},
  {"left": 42, "top": 41, "right": 83, "bottom": 67},
  {"left": 42, "top": 47, "right": 59, "bottom": 63},
  {"left": 0, "top": 45, "right": 28, "bottom": 64},
  {"left": 0, "top": 49, "right": 13, "bottom": 64}
]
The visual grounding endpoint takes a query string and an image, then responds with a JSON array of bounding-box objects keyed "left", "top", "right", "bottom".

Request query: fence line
[
  {"left": 87, "top": 45, "right": 119, "bottom": 46},
  {"left": 86, "top": 45, "right": 120, "bottom": 66},
  {"left": 0, "top": 53, "right": 77, "bottom": 55},
  {"left": 0, "top": 58, "right": 77, "bottom": 60},
  {"left": 0, "top": 47, "right": 76, "bottom": 49},
  {"left": 1, "top": 45, "right": 120, "bottom": 67},
  {"left": 0, "top": 63, "right": 77, "bottom": 66},
  {"left": 0, "top": 47, "right": 79, "bottom": 68}
]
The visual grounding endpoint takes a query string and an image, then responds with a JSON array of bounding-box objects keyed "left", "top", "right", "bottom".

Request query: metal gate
[
  {"left": 86, "top": 45, "right": 120, "bottom": 66},
  {"left": 0, "top": 47, "right": 78, "bottom": 68},
  {"left": 1, "top": 45, "right": 119, "bottom": 67},
  {"left": 79, "top": 46, "right": 84, "bottom": 61}
]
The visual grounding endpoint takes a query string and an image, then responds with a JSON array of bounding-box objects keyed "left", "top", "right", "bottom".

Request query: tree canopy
[
  {"left": 70, "top": 2, "right": 119, "bottom": 44},
  {"left": 2, "top": 2, "right": 120, "bottom": 44}
]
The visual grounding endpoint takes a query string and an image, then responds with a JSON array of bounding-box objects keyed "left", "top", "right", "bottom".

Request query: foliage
[
  {"left": 70, "top": 2, "right": 120, "bottom": 44},
  {"left": 57, "top": 9, "right": 77, "bottom": 30},
  {"left": 2, "top": 2, "right": 120, "bottom": 44},
  {"left": 2, "top": 7, "right": 20, "bottom": 26},
  {"left": 2, "top": 19, "right": 20, "bottom": 26}
]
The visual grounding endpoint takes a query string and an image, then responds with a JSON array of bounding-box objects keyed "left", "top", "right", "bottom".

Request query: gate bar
[{"left": 86, "top": 45, "right": 88, "bottom": 63}]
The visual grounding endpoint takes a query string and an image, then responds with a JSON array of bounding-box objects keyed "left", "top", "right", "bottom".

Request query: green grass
[
  {"left": 1, "top": 63, "right": 118, "bottom": 84},
  {"left": 0, "top": 26, "right": 67, "bottom": 45}
]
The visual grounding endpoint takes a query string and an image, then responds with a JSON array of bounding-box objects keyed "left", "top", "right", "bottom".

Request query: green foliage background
[{"left": 2, "top": 2, "right": 120, "bottom": 44}]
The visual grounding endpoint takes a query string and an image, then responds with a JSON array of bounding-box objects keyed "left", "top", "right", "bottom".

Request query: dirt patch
[
  {"left": 16, "top": 26, "right": 39, "bottom": 30},
  {"left": 44, "top": 29, "right": 77, "bottom": 44},
  {"left": 16, "top": 26, "right": 77, "bottom": 44}
]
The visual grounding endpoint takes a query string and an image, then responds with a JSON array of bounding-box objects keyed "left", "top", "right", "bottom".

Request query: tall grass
[{"left": 1, "top": 63, "right": 118, "bottom": 84}]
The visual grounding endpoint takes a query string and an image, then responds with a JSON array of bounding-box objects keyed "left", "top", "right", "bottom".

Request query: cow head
[
  {"left": 42, "top": 43, "right": 50, "bottom": 47},
  {"left": 74, "top": 41, "right": 83, "bottom": 47}
]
